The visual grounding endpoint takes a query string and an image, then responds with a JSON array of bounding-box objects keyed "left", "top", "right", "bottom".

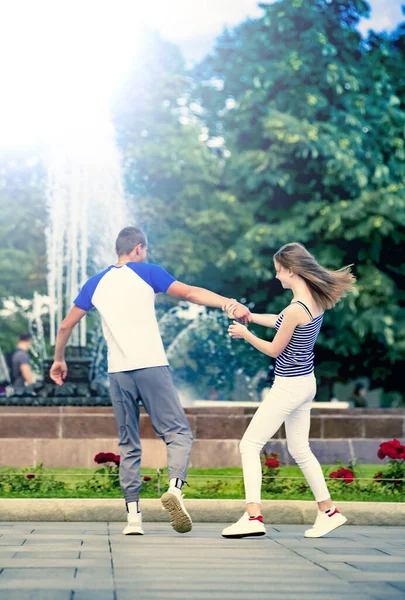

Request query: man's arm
[
  {"left": 50, "top": 306, "right": 86, "bottom": 385},
  {"left": 225, "top": 304, "right": 279, "bottom": 327},
  {"left": 166, "top": 281, "right": 250, "bottom": 322},
  {"left": 20, "top": 363, "right": 34, "bottom": 385}
]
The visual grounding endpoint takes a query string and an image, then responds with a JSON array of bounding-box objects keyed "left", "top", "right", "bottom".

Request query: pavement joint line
[
  {"left": 107, "top": 523, "right": 118, "bottom": 600},
  {"left": 271, "top": 536, "right": 336, "bottom": 575},
  {"left": 344, "top": 561, "right": 362, "bottom": 570}
]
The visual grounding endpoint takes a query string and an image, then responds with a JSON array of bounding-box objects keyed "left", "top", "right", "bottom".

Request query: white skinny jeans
[{"left": 240, "top": 373, "right": 330, "bottom": 504}]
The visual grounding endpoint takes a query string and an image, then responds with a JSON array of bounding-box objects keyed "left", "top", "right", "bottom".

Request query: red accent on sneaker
[
  {"left": 249, "top": 515, "right": 264, "bottom": 523},
  {"left": 327, "top": 509, "right": 340, "bottom": 517}
]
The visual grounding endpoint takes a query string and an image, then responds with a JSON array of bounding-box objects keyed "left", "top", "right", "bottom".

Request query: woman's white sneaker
[
  {"left": 122, "top": 512, "right": 144, "bottom": 535},
  {"left": 304, "top": 508, "right": 347, "bottom": 538},
  {"left": 222, "top": 512, "right": 266, "bottom": 539},
  {"left": 161, "top": 487, "right": 193, "bottom": 533}
]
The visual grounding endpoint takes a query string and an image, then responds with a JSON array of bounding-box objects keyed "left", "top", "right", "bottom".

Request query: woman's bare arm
[{"left": 250, "top": 313, "right": 279, "bottom": 328}]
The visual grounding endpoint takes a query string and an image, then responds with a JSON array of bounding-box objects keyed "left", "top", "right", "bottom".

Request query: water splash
[
  {"left": 45, "top": 115, "right": 128, "bottom": 347},
  {"left": 159, "top": 304, "right": 268, "bottom": 402}
]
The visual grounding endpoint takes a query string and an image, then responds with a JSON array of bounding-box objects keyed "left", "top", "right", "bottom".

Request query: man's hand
[
  {"left": 232, "top": 303, "right": 251, "bottom": 323},
  {"left": 223, "top": 301, "right": 251, "bottom": 324},
  {"left": 51, "top": 306, "right": 85, "bottom": 385},
  {"left": 50, "top": 361, "right": 68, "bottom": 386},
  {"left": 228, "top": 321, "right": 249, "bottom": 339}
]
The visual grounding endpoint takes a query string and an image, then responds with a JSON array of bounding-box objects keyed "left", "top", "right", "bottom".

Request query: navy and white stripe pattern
[{"left": 274, "top": 301, "right": 323, "bottom": 377}]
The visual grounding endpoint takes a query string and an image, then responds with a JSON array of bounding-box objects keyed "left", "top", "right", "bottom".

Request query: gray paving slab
[
  {"left": 0, "top": 592, "right": 71, "bottom": 600},
  {"left": 73, "top": 593, "right": 115, "bottom": 600},
  {"left": 13, "top": 551, "right": 81, "bottom": 559},
  {"left": 0, "top": 522, "right": 404, "bottom": 599},
  {"left": 0, "top": 567, "right": 76, "bottom": 580},
  {"left": 349, "top": 583, "right": 405, "bottom": 600},
  {"left": 0, "top": 537, "right": 27, "bottom": 546},
  {"left": 311, "top": 546, "right": 392, "bottom": 555},
  {"left": 347, "top": 560, "right": 405, "bottom": 572},
  {"left": 0, "top": 552, "right": 16, "bottom": 559}
]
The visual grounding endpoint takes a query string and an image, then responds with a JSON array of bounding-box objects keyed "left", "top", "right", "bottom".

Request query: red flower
[
  {"left": 26, "top": 473, "right": 35, "bottom": 480},
  {"left": 143, "top": 476, "right": 152, "bottom": 482},
  {"left": 397, "top": 447, "right": 405, "bottom": 459},
  {"left": 373, "top": 472, "right": 384, "bottom": 482},
  {"left": 113, "top": 454, "right": 120, "bottom": 466},
  {"left": 94, "top": 452, "right": 107, "bottom": 464},
  {"left": 377, "top": 439, "right": 405, "bottom": 461},
  {"left": 377, "top": 448, "right": 385, "bottom": 460},
  {"left": 330, "top": 468, "right": 354, "bottom": 484},
  {"left": 265, "top": 458, "right": 280, "bottom": 469},
  {"left": 104, "top": 452, "right": 117, "bottom": 463},
  {"left": 94, "top": 452, "right": 117, "bottom": 464}
]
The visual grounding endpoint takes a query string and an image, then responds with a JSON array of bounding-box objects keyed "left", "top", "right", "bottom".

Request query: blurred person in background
[
  {"left": 10, "top": 333, "right": 34, "bottom": 394},
  {"left": 349, "top": 383, "right": 367, "bottom": 408}
]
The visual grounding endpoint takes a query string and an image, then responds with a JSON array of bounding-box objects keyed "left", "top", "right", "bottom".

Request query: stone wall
[{"left": 0, "top": 406, "right": 404, "bottom": 468}]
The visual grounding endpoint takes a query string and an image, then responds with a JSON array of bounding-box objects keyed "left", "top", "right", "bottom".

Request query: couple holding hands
[{"left": 50, "top": 226, "right": 355, "bottom": 539}]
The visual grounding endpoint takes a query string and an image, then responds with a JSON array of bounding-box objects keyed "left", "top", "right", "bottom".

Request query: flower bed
[
  {"left": 0, "top": 440, "right": 404, "bottom": 501},
  {"left": 259, "top": 439, "right": 405, "bottom": 500}
]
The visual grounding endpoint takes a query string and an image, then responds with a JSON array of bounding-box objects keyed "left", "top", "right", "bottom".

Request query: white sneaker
[
  {"left": 222, "top": 512, "right": 266, "bottom": 539},
  {"left": 122, "top": 512, "right": 144, "bottom": 535},
  {"left": 304, "top": 508, "right": 347, "bottom": 538},
  {"left": 161, "top": 487, "right": 192, "bottom": 533}
]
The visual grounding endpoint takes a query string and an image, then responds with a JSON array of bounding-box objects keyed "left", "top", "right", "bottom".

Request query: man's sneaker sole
[
  {"left": 304, "top": 515, "right": 347, "bottom": 538},
  {"left": 222, "top": 531, "right": 266, "bottom": 539},
  {"left": 161, "top": 491, "right": 192, "bottom": 533},
  {"left": 122, "top": 525, "right": 144, "bottom": 535}
]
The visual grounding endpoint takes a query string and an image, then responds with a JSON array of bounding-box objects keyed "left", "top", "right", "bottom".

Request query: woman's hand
[{"left": 228, "top": 320, "right": 249, "bottom": 340}]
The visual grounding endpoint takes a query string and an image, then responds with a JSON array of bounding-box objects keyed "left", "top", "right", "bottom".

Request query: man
[
  {"left": 11, "top": 334, "right": 34, "bottom": 394},
  {"left": 50, "top": 226, "right": 249, "bottom": 536}
]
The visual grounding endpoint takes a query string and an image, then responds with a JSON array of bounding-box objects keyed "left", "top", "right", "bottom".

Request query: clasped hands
[{"left": 223, "top": 299, "right": 250, "bottom": 340}]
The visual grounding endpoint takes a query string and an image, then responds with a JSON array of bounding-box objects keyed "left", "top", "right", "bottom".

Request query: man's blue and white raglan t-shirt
[{"left": 74, "top": 263, "right": 176, "bottom": 373}]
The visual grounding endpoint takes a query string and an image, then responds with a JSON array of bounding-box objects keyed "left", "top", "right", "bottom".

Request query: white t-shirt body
[{"left": 74, "top": 263, "right": 176, "bottom": 373}]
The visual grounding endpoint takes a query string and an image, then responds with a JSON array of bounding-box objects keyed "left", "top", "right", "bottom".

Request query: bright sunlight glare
[{"left": 0, "top": 0, "right": 146, "bottom": 148}]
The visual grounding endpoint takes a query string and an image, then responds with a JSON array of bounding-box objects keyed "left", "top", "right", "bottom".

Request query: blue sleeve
[
  {"left": 74, "top": 280, "right": 95, "bottom": 311},
  {"left": 149, "top": 265, "right": 176, "bottom": 293}
]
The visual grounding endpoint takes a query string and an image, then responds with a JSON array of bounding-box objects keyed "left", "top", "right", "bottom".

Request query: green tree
[
  {"left": 112, "top": 31, "right": 251, "bottom": 291},
  {"left": 193, "top": 0, "right": 405, "bottom": 394}
]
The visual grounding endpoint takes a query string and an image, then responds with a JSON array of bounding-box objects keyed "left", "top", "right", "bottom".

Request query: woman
[{"left": 222, "top": 243, "right": 355, "bottom": 539}]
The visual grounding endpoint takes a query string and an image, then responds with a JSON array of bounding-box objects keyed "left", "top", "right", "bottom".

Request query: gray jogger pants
[{"left": 109, "top": 366, "right": 194, "bottom": 503}]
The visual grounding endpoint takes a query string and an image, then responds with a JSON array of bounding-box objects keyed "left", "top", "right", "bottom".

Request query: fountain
[
  {"left": 1, "top": 111, "right": 129, "bottom": 405},
  {"left": 158, "top": 303, "right": 270, "bottom": 403},
  {"left": 39, "top": 113, "right": 128, "bottom": 401},
  {"left": 46, "top": 114, "right": 128, "bottom": 347}
]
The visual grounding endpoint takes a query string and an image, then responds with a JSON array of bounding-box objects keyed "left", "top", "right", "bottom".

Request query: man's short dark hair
[
  {"left": 19, "top": 333, "right": 33, "bottom": 342},
  {"left": 115, "top": 227, "right": 147, "bottom": 256}
]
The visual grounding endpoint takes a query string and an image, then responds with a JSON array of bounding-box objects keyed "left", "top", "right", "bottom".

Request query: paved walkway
[{"left": 0, "top": 522, "right": 404, "bottom": 599}]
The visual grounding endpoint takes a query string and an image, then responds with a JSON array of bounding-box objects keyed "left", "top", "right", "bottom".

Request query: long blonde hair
[{"left": 274, "top": 243, "right": 356, "bottom": 310}]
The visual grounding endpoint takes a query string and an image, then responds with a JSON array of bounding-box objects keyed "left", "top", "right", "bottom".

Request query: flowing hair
[{"left": 273, "top": 243, "right": 356, "bottom": 311}]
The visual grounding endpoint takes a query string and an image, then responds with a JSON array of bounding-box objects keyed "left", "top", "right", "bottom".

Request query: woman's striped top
[{"left": 274, "top": 301, "right": 323, "bottom": 377}]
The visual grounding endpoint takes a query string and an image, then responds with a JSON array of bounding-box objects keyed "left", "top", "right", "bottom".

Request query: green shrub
[{"left": 0, "top": 463, "right": 66, "bottom": 495}]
